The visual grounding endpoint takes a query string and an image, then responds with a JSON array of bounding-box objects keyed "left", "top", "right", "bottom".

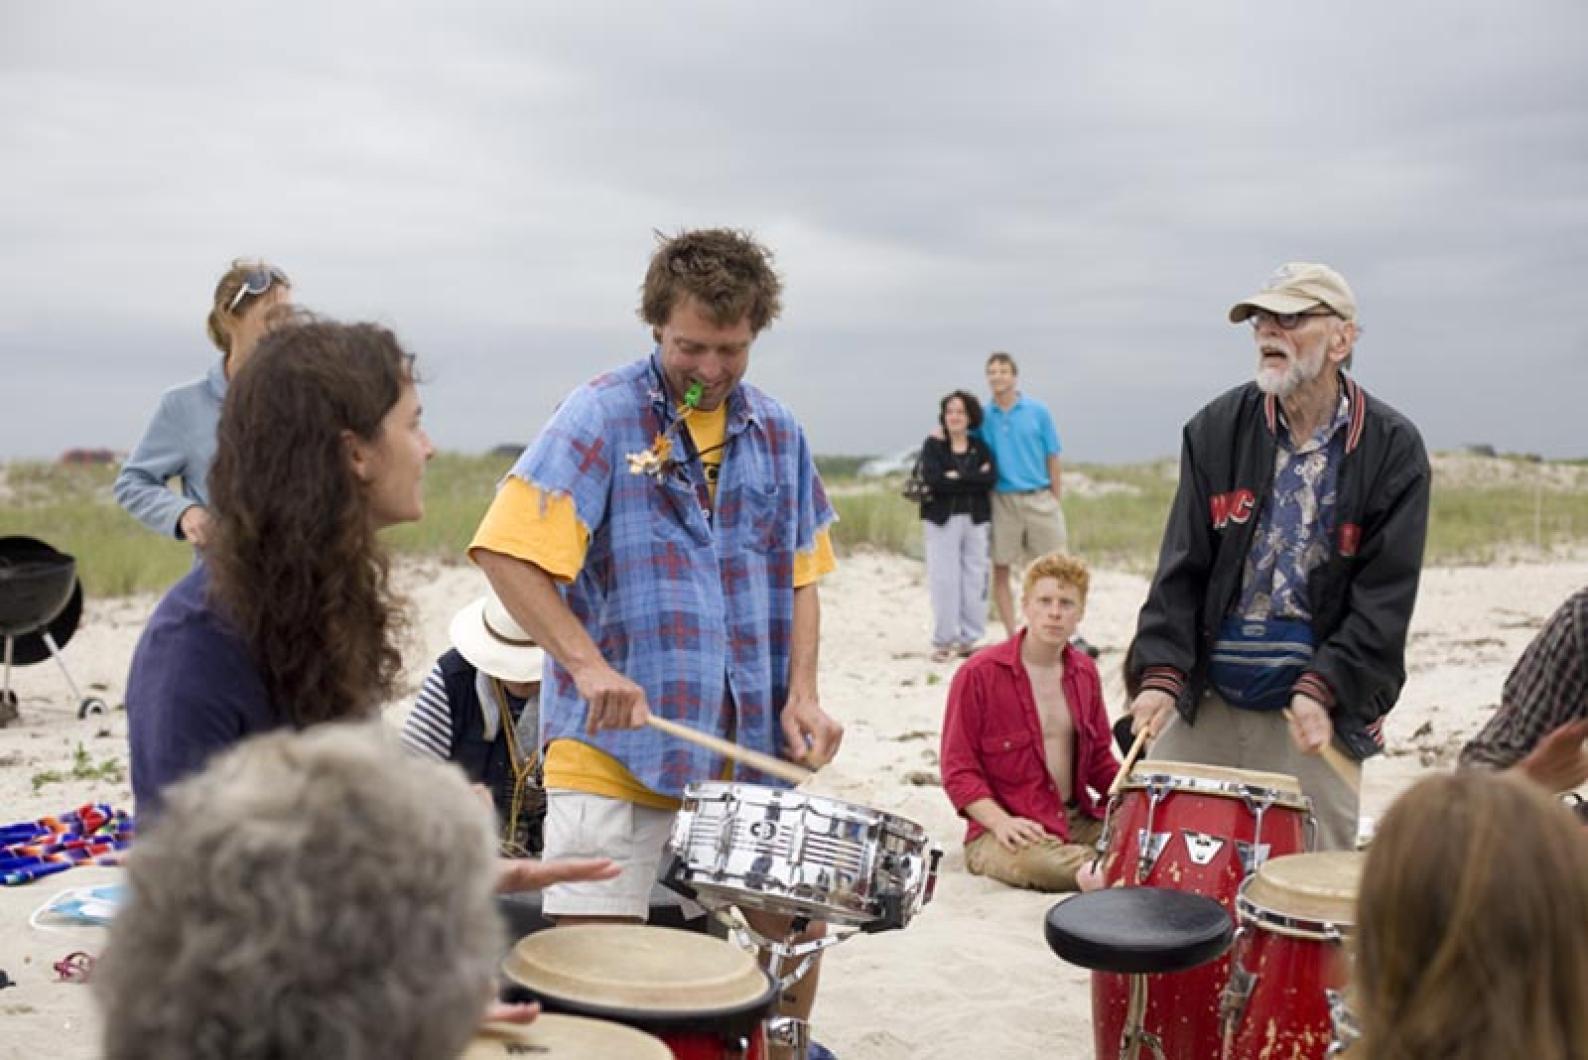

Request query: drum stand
[
  {"left": 1044, "top": 888, "right": 1233, "bottom": 1060},
  {"left": 717, "top": 909, "right": 845, "bottom": 1060}
]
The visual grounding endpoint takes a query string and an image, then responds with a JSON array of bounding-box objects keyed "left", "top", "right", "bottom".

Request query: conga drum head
[
  {"left": 1239, "top": 850, "right": 1363, "bottom": 936},
  {"left": 1127, "top": 760, "right": 1306, "bottom": 804},
  {"left": 461, "top": 1014, "right": 672, "bottom": 1058},
  {"left": 502, "top": 924, "right": 775, "bottom": 1018}
]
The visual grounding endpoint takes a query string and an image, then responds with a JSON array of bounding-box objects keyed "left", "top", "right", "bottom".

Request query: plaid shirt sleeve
[
  {"left": 1459, "top": 587, "right": 1588, "bottom": 770},
  {"left": 510, "top": 381, "right": 615, "bottom": 538}
]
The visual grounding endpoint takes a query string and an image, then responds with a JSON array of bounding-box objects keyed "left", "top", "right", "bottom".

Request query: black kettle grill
[{"left": 0, "top": 536, "right": 108, "bottom": 724}]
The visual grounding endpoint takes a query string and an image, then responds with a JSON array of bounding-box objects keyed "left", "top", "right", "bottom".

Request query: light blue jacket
[{"left": 113, "top": 360, "right": 226, "bottom": 539}]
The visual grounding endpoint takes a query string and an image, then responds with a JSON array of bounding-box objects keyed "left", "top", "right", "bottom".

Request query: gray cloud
[{"left": 2, "top": 0, "right": 1585, "bottom": 462}]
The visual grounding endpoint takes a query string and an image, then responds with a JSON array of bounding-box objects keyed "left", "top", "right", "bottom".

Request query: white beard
[{"left": 1255, "top": 342, "right": 1326, "bottom": 398}]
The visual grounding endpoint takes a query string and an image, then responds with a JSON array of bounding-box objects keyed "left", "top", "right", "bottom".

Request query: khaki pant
[
  {"left": 1148, "top": 689, "right": 1360, "bottom": 852},
  {"left": 990, "top": 489, "right": 1068, "bottom": 566},
  {"left": 965, "top": 805, "right": 1103, "bottom": 892}
]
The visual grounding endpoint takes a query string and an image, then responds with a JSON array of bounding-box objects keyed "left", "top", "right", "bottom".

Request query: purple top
[{"left": 126, "top": 565, "right": 281, "bottom": 821}]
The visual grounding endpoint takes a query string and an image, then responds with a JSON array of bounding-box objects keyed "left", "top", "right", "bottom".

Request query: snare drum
[
  {"left": 666, "top": 781, "right": 941, "bottom": 930},
  {"left": 1222, "top": 851, "right": 1363, "bottom": 1060},
  {"left": 1093, "top": 762, "right": 1314, "bottom": 1060},
  {"left": 461, "top": 1013, "right": 673, "bottom": 1058},
  {"left": 502, "top": 924, "right": 776, "bottom": 1059}
]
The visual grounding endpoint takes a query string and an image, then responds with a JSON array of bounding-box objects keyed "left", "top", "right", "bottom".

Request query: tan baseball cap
[{"left": 1228, "top": 262, "right": 1357, "bottom": 323}]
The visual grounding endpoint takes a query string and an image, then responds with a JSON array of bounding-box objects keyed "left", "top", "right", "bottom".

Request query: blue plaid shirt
[
  {"left": 1236, "top": 391, "right": 1350, "bottom": 622},
  {"left": 510, "top": 352, "right": 835, "bottom": 796}
]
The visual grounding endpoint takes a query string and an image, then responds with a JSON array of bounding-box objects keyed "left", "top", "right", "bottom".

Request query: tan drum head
[
  {"left": 1127, "top": 759, "right": 1304, "bottom": 797},
  {"left": 503, "top": 924, "right": 772, "bottom": 1013},
  {"left": 462, "top": 1015, "right": 672, "bottom": 1058},
  {"left": 1243, "top": 851, "right": 1363, "bottom": 926}
]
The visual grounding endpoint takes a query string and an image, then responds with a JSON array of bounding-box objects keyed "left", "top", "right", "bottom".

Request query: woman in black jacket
[{"left": 919, "top": 390, "right": 998, "bottom": 661}]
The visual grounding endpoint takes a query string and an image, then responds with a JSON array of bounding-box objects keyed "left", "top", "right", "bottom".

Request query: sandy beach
[{"left": 2, "top": 550, "right": 1584, "bottom": 1060}]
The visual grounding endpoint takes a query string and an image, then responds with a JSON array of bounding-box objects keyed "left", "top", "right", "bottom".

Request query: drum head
[
  {"left": 502, "top": 924, "right": 773, "bottom": 1015},
  {"left": 462, "top": 1014, "right": 672, "bottom": 1058},
  {"left": 1242, "top": 850, "right": 1363, "bottom": 926},
  {"left": 1127, "top": 760, "right": 1304, "bottom": 797}
]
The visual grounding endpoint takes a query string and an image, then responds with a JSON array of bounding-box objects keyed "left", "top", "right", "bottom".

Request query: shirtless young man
[{"left": 939, "top": 552, "right": 1120, "bottom": 891}]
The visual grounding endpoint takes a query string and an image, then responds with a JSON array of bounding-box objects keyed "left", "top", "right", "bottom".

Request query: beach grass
[{"left": 4, "top": 453, "right": 1586, "bottom": 599}]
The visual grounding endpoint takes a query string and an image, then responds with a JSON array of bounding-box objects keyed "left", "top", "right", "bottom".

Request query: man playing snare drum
[
  {"left": 1127, "top": 263, "right": 1430, "bottom": 851},
  {"left": 470, "top": 228, "right": 844, "bottom": 1058},
  {"left": 940, "top": 553, "right": 1120, "bottom": 891}
]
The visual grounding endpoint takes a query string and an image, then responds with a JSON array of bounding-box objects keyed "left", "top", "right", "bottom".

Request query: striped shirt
[
  {"left": 401, "top": 661, "right": 538, "bottom": 761},
  {"left": 1460, "top": 586, "right": 1588, "bottom": 770},
  {"left": 401, "top": 664, "right": 458, "bottom": 760}
]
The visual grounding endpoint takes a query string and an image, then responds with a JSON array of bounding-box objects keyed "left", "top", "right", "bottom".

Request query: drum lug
[
  {"left": 1233, "top": 840, "right": 1270, "bottom": 875},
  {"left": 1096, "top": 794, "right": 1119, "bottom": 856},
  {"left": 1136, "top": 829, "right": 1170, "bottom": 878},
  {"left": 765, "top": 1015, "right": 810, "bottom": 1059},
  {"left": 714, "top": 799, "right": 740, "bottom": 873},
  {"left": 1219, "top": 930, "right": 1257, "bottom": 1047},
  {"left": 1181, "top": 830, "right": 1225, "bottom": 867},
  {"left": 1325, "top": 987, "right": 1361, "bottom": 1058}
]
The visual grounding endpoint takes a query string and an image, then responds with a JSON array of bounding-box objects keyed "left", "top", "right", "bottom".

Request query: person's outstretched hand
[{"left": 495, "top": 856, "right": 621, "bottom": 895}]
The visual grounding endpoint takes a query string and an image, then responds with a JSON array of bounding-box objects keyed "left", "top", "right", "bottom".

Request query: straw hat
[{"left": 449, "top": 589, "right": 545, "bottom": 683}]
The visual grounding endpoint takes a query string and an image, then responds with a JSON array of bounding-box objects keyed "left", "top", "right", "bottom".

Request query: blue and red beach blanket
[{"left": 0, "top": 804, "right": 134, "bottom": 886}]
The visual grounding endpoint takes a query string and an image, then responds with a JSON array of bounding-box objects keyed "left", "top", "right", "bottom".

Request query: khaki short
[
  {"left": 990, "top": 489, "right": 1068, "bottom": 566},
  {"left": 540, "top": 791, "right": 677, "bottom": 919}
]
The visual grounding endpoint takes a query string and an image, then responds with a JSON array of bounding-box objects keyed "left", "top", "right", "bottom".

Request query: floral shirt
[{"left": 1235, "top": 391, "right": 1350, "bottom": 622}]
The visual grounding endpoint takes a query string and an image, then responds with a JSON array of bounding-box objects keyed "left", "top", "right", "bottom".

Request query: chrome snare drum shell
[{"left": 666, "top": 781, "right": 941, "bottom": 930}]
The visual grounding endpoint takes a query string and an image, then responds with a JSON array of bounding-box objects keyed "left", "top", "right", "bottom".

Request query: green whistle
[{"left": 684, "top": 382, "right": 704, "bottom": 408}]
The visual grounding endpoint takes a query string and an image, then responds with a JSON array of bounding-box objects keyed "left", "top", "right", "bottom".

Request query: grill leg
[
  {"left": 41, "top": 632, "right": 86, "bottom": 701},
  {"left": 1, "top": 637, "right": 16, "bottom": 725}
]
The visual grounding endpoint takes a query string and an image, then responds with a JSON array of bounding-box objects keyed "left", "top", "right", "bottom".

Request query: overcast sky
[{"left": 3, "top": 2, "right": 1585, "bottom": 464}]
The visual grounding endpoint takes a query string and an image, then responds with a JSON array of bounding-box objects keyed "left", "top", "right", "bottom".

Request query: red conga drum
[
  {"left": 1093, "top": 762, "right": 1313, "bottom": 1060},
  {"left": 462, "top": 1013, "right": 673, "bottom": 1058},
  {"left": 502, "top": 924, "right": 777, "bottom": 1059},
  {"left": 1221, "top": 851, "right": 1362, "bottom": 1060}
]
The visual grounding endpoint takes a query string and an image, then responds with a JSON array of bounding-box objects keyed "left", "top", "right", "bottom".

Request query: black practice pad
[{"left": 1044, "top": 888, "right": 1232, "bottom": 975}]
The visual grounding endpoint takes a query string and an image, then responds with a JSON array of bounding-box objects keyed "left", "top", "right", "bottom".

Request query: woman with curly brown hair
[
  {"left": 1346, "top": 770, "right": 1588, "bottom": 1060},
  {"left": 125, "top": 311, "right": 432, "bottom": 820}
]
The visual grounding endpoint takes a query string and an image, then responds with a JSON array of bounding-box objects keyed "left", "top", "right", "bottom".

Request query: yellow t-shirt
[{"left": 468, "top": 409, "right": 835, "bottom": 805}]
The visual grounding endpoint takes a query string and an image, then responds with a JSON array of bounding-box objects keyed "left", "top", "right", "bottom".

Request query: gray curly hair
[{"left": 95, "top": 723, "right": 502, "bottom": 1060}]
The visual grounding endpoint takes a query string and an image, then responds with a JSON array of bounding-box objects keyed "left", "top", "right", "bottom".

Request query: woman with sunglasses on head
[{"left": 113, "top": 260, "right": 291, "bottom": 548}]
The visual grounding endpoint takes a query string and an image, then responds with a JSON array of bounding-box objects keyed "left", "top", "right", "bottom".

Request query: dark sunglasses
[
  {"left": 1249, "top": 308, "right": 1336, "bottom": 331},
  {"left": 227, "top": 265, "right": 290, "bottom": 313}
]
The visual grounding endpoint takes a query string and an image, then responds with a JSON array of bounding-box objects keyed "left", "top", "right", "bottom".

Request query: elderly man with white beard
[{"left": 1124, "top": 263, "right": 1430, "bottom": 851}]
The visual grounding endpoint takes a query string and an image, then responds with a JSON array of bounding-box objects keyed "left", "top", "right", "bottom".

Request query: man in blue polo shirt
[{"left": 981, "top": 351, "right": 1067, "bottom": 638}]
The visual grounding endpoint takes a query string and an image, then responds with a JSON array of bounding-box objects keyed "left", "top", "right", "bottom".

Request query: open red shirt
[{"left": 940, "top": 631, "right": 1121, "bottom": 845}]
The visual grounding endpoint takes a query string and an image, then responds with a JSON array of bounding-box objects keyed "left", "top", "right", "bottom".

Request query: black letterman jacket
[{"left": 1127, "top": 375, "right": 1431, "bottom": 761}]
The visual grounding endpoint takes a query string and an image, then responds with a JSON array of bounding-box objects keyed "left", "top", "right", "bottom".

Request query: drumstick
[
  {"left": 1109, "top": 726, "right": 1151, "bottom": 798},
  {"left": 644, "top": 715, "right": 814, "bottom": 786},
  {"left": 1283, "top": 708, "right": 1362, "bottom": 792}
]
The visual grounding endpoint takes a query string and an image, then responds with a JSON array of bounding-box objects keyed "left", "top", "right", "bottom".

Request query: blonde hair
[
  {"left": 1352, "top": 771, "right": 1588, "bottom": 1060},
  {"left": 1022, "top": 551, "right": 1090, "bottom": 602},
  {"left": 206, "top": 258, "right": 289, "bottom": 353}
]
